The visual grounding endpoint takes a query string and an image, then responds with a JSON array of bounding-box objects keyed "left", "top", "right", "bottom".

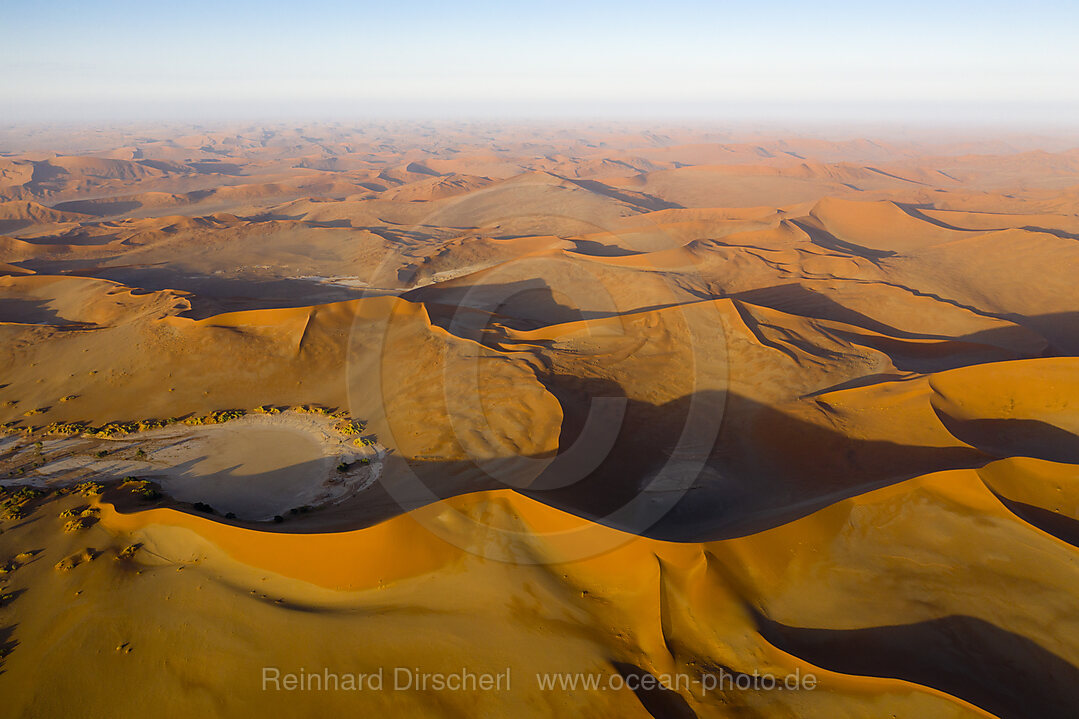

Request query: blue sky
[{"left": 3, "top": 0, "right": 1078, "bottom": 123}]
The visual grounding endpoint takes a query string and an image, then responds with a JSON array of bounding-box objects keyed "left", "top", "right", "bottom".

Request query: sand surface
[
  {"left": 1, "top": 122, "right": 1078, "bottom": 717},
  {"left": 150, "top": 424, "right": 343, "bottom": 520}
]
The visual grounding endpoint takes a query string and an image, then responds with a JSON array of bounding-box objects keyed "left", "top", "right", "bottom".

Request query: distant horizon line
[{"left": 5, "top": 98, "right": 1079, "bottom": 130}]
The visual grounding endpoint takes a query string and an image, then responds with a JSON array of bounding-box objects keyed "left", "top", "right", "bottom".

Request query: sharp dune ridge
[{"left": 1, "top": 123, "right": 1078, "bottom": 718}]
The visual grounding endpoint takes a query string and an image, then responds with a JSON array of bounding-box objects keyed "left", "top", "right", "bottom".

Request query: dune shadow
[
  {"left": 566, "top": 178, "right": 682, "bottom": 212},
  {"left": 408, "top": 277, "right": 711, "bottom": 337},
  {"left": 520, "top": 385, "right": 987, "bottom": 541},
  {"left": 932, "top": 412, "right": 1079, "bottom": 465},
  {"left": 17, "top": 228, "right": 123, "bottom": 246},
  {"left": 243, "top": 213, "right": 353, "bottom": 229},
  {"left": 728, "top": 283, "right": 1044, "bottom": 363},
  {"left": 990, "top": 493, "right": 1079, "bottom": 549},
  {"left": 568, "top": 239, "right": 644, "bottom": 257},
  {"left": 404, "top": 277, "right": 584, "bottom": 330},
  {"left": 404, "top": 162, "right": 440, "bottom": 177},
  {"left": 788, "top": 218, "right": 895, "bottom": 261},
  {"left": 187, "top": 161, "right": 245, "bottom": 176},
  {"left": 863, "top": 167, "right": 928, "bottom": 186},
  {"left": 0, "top": 298, "right": 89, "bottom": 326},
  {"left": 52, "top": 200, "right": 142, "bottom": 217},
  {"left": 894, "top": 203, "right": 982, "bottom": 231},
  {"left": 136, "top": 159, "right": 181, "bottom": 173},
  {"left": 730, "top": 284, "right": 908, "bottom": 336},
  {"left": 0, "top": 624, "right": 16, "bottom": 670},
  {"left": 994, "top": 311, "right": 1079, "bottom": 355},
  {"left": 753, "top": 611, "right": 1079, "bottom": 719},
  {"left": 35, "top": 266, "right": 380, "bottom": 318},
  {"left": 0, "top": 219, "right": 32, "bottom": 235},
  {"left": 29, "top": 161, "right": 68, "bottom": 187},
  {"left": 1021, "top": 226, "right": 1079, "bottom": 241},
  {"left": 611, "top": 661, "right": 698, "bottom": 719}
]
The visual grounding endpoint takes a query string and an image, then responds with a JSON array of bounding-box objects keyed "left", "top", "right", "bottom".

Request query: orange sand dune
[
  {"left": 6, "top": 468, "right": 1070, "bottom": 717},
  {"left": 2, "top": 124, "right": 1079, "bottom": 718}
]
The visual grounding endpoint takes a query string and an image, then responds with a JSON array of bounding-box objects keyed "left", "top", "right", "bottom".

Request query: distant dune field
[{"left": 1, "top": 123, "right": 1078, "bottom": 718}]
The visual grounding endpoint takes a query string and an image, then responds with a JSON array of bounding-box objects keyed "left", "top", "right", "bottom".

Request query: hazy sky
[{"left": 4, "top": 0, "right": 1079, "bottom": 124}]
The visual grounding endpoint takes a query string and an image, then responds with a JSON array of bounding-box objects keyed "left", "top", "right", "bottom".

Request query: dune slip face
[{"left": 1, "top": 123, "right": 1079, "bottom": 718}]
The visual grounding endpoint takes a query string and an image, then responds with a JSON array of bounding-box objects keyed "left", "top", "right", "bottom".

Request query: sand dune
[{"left": 2, "top": 123, "right": 1078, "bottom": 717}]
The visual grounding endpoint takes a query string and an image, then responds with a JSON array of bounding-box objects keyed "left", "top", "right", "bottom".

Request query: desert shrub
[
  {"left": 11, "top": 488, "right": 43, "bottom": 503},
  {"left": 209, "top": 410, "right": 245, "bottom": 423},
  {"left": 116, "top": 544, "right": 141, "bottom": 560},
  {"left": 121, "top": 478, "right": 160, "bottom": 500},
  {"left": 359, "top": 458, "right": 370, "bottom": 465},
  {"left": 45, "top": 421, "right": 91, "bottom": 435},
  {"left": 336, "top": 419, "right": 367, "bottom": 436},
  {"left": 136, "top": 419, "right": 166, "bottom": 432},
  {"left": 252, "top": 405, "right": 280, "bottom": 415},
  {"left": 273, "top": 515, "right": 284, "bottom": 523},
  {"left": 336, "top": 462, "right": 349, "bottom": 473},
  {"left": 1, "top": 487, "right": 45, "bottom": 520},
  {"left": 54, "top": 556, "right": 79, "bottom": 571},
  {"left": 294, "top": 405, "right": 331, "bottom": 415},
  {"left": 135, "top": 448, "right": 146, "bottom": 458},
  {"left": 0, "top": 505, "right": 23, "bottom": 521},
  {"left": 184, "top": 410, "right": 246, "bottom": 426},
  {"left": 64, "top": 517, "right": 92, "bottom": 532},
  {"left": 192, "top": 502, "right": 215, "bottom": 514},
  {"left": 75, "top": 481, "right": 103, "bottom": 496},
  {"left": 59, "top": 508, "right": 81, "bottom": 519},
  {"left": 22, "top": 408, "right": 44, "bottom": 417},
  {"left": 60, "top": 395, "right": 78, "bottom": 402},
  {"left": 94, "top": 449, "right": 109, "bottom": 458},
  {"left": 224, "top": 512, "right": 236, "bottom": 519},
  {"left": 93, "top": 422, "right": 137, "bottom": 438}
]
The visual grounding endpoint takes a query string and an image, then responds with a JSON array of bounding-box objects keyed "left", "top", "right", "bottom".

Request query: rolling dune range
[{"left": 1, "top": 123, "right": 1078, "bottom": 718}]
